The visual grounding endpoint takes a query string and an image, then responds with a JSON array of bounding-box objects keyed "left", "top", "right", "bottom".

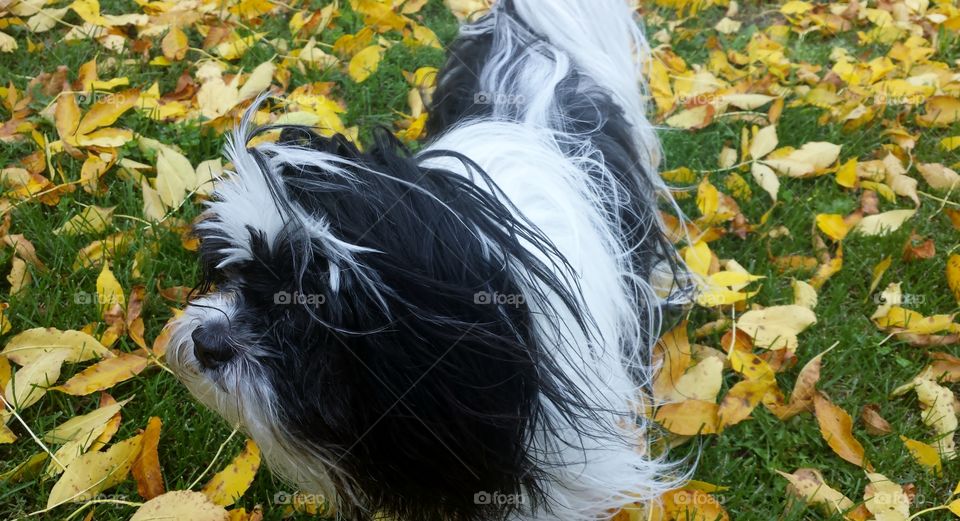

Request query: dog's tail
[{"left": 503, "top": 0, "right": 658, "bottom": 164}]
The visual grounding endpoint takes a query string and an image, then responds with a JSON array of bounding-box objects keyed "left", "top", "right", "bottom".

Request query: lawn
[{"left": 0, "top": 0, "right": 958, "bottom": 520}]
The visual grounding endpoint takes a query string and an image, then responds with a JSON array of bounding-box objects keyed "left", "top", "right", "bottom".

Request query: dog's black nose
[{"left": 192, "top": 324, "right": 235, "bottom": 369}]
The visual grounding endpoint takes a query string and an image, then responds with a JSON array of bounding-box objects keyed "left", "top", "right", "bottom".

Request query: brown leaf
[
  {"left": 132, "top": 417, "right": 165, "bottom": 500},
  {"left": 860, "top": 404, "right": 893, "bottom": 436},
  {"left": 813, "top": 392, "right": 870, "bottom": 469},
  {"left": 903, "top": 232, "right": 935, "bottom": 262}
]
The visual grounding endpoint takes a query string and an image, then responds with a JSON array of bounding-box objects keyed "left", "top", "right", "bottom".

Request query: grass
[{"left": 0, "top": 0, "right": 959, "bottom": 520}]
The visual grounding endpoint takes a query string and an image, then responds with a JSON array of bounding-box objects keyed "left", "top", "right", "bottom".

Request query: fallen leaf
[
  {"left": 778, "top": 468, "right": 855, "bottom": 515},
  {"left": 348, "top": 45, "right": 384, "bottom": 83},
  {"left": 1, "top": 328, "right": 112, "bottom": 366},
  {"left": 861, "top": 404, "right": 893, "bottom": 436},
  {"left": 718, "top": 379, "right": 771, "bottom": 430},
  {"left": 132, "top": 416, "right": 165, "bottom": 500},
  {"left": 900, "top": 435, "right": 942, "bottom": 474},
  {"left": 948, "top": 255, "right": 960, "bottom": 305},
  {"left": 852, "top": 210, "right": 916, "bottom": 236},
  {"left": 814, "top": 392, "right": 869, "bottom": 468},
  {"left": 52, "top": 353, "right": 149, "bottom": 396},
  {"left": 130, "top": 491, "right": 228, "bottom": 521},
  {"left": 737, "top": 305, "right": 817, "bottom": 351},
  {"left": 913, "top": 375, "right": 957, "bottom": 460},
  {"left": 4, "top": 350, "right": 69, "bottom": 409},
  {"left": 863, "top": 472, "right": 909, "bottom": 521},
  {"left": 654, "top": 400, "right": 720, "bottom": 435},
  {"left": 202, "top": 439, "right": 261, "bottom": 506},
  {"left": 47, "top": 433, "right": 143, "bottom": 508},
  {"left": 916, "top": 163, "right": 960, "bottom": 191}
]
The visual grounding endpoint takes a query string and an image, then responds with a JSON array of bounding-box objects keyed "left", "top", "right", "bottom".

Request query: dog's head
[{"left": 167, "top": 109, "right": 600, "bottom": 519}]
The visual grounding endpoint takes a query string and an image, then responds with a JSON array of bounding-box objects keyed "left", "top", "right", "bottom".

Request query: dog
[{"left": 168, "top": 0, "right": 690, "bottom": 519}]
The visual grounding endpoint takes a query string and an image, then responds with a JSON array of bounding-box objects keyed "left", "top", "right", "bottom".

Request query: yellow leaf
[
  {"left": 835, "top": 158, "right": 858, "bottom": 188},
  {"left": 44, "top": 397, "right": 130, "bottom": 444},
  {"left": 132, "top": 417, "right": 165, "bottom": 500},
  {"left": 738, "top": 305, "right": 817, "bottom": 351},
  {"left": 654, "top": 400, "right": 719, "bottom": 435},
  {"left": 749, "top": 125, "right": 778, "bottom": 160},
  {"left": 142, "top": 179, "right": 167, "bottom": 222},
  {"left": 155, "top": 146, "right": 195, "bottom": 209},
  {"left": 665, "top": 105, "right": 714, "bottom": 130},
  {"left": 238, "top": 60, "right": 275, "bottom": 101},
  {"left": 728, "top": 348, "right": 775, "bottom": 383},
  {"left": 202, "top": 439, "right": 261, "bottom": 506},
  {"left": 815, "top": 214, "right": 849, "bottom": 241},
  {"left": 47, "top": 433, "right": 143, "bottom": 508},
  {"left": 792, "top": 279, "right": 818, "bottom": 309},
  {"left": 683, "top": 241, "right": 712, "bottom": 278},
  {"left": 814, "top": 393, "right": 868, "bottom": 468},
  {"left": 131, "top": 491, "right": 229, "bottom": 521},
  {"left": 662, "top": 356, "right": 723, "bottom": 403},
  {"left": 52, "top": 353, "right": 149, "bottom": 396},
  {"left": 0, "top": 31, "right": 15, "bottom": 53},
  {"left": 916, "top": 163, "right": 960, "bottom": 191},
  {"left": 161, "top": 26, "right": 188, "bottom": 61},
  {"left": 443, "top": 0, "right": 492, "bottom": 21},
  {"left": 75, "top": 128, "right": 134, "bottom": 148},
  {"left": 54, "top": 206, "right": 114, "bottom": 236},
  {"left": 708, "top": 271, "right": 764, "bottom": 287},
  {"left": 714, "top": 17, "right": 742, "bottom": 34},
  {"left": 780, "top": 1, "right": 814, "bottom": 15},
  {"left": 7, "top": 257, "right": 31, "bottom": 296},
  {"left": 940, "top": 136, "right": 960, "bottom": 152},
  {"left": 70, "top": 0, "right": 107, "bottom": 26},
  {"left": 96, "top": 263, "right": 125, "bottom": 317},
  {"left": 1, "top": 328, "right": 112, "bottom": 366},
  {"left": 948, "top": 255, "right": 960, "bottom": 305},
  {"left": 863, "top": 472, "right": 910, "bottom": 520},
  {"left": 913, "top": 376, "right": 958, "bottom": 459},
  {"left": 777, "top": 468, "right": 854, "bottom": 514},
  {"left": 653, "top": 322, "right": 692, "bottom": 401},
  {"left": 410, "top": 24, "right": 441, "bottom": 49},
  {"left": 948, "top": 498, "right": 960, "bottom": 517},
  {"left": 55, "top": 93, "right": 81, "bottom": 145},
  {"left": 917, "top": 96, "right": 960, "bottom": 127},
  {"left": 696, "top": 177, "right": 719, "bottom": 219},
  {"left": 750, "top": 162, "right": 780, "bottom": 201},
  {"left": 718, "top": 379, "right": 771, "bottom": 430},
  {"left": 46, "top": 397, "right": 132, "bottom": 477},
  {"left": 852, "top": 209, "right": 916, "bottom": 236},
  {"left": 348, "top": 45, "right": 384, "bottom": 83},
  {"left": 76, "top": 89, "right": 139, "bottom": 137},
  {"left": 901, "top": 436, "right": 942, "bottom": 474},
  {"left": 4, "top": 350, "right": 68, "bottom": 410}
]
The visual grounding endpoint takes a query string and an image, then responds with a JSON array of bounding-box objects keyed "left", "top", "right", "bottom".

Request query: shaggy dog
[{"left": 169, "top": 1, "right": 689, "bottom": 519}]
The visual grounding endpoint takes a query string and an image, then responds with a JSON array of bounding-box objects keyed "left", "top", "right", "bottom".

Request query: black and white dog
[{"left": 169, "top": 1, "right": 689, "bottom": 519}]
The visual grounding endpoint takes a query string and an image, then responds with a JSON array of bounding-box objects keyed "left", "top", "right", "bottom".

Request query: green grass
[{"left": 0, "top": 0, "right": 959, "bottom": 520}]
